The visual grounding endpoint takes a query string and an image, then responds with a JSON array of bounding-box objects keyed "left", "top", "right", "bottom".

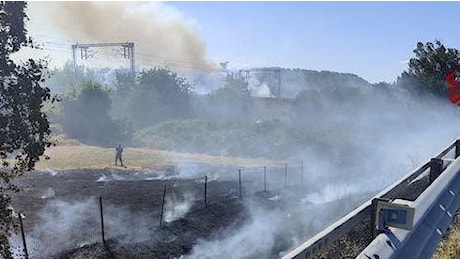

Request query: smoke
[
  {"left": 20, "top": 198, "right": 100, "bottom": 258},
  {"left": 186, "top": 206, "right": 285, "bottom": 258},
  {"left": 163, "top": 192, "right": 194, "bottom": 223},
  {"left": 185, "top": 187, "right": 371, "bottom": 259},
  {"left": 32, "top": 2, "right": 217, "bottom": 72},
  {"left": 180, "top": 84, "right": 460, "bottom": 258}
]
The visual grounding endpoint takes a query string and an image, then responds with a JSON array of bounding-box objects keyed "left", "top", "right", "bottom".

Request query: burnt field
[{"left": 8, "top": 164, "right": 376, "bottom": 258}]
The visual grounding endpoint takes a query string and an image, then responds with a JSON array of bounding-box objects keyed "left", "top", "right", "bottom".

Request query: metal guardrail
[
  {"left": 357, "top": 152, "right": 460, "bottom": 259},
  {"left": 282, "top": 139, "right": 460, "bottom": 259}
]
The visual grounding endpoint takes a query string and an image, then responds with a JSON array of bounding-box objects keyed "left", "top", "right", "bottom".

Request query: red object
[{"left": 445, "top": 71, "right": 460, "bottom": 104}]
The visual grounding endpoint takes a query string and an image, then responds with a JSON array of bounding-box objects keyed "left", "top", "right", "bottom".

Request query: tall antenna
[{"left": 71, "top": 42, "right": 135, "bottom": 75}]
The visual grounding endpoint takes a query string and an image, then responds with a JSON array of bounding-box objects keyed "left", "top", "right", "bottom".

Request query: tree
[
  {"left": 0, "top": 2, "right": 52, "bottom": 257},
  {"left": 202, "top": 73, "right": 254, "bottom": 121},
  {"left": 62, "top": 82, "right": 129, "bottom": 146},
  {"left": 44, "top": 61, "right": 98, "bottom": 94},
  {"left": 128, "top": 67, "right": 193, "bottom": 127},
  {"left": 399, "top": 40, "right": 460, "bottom": 96}
]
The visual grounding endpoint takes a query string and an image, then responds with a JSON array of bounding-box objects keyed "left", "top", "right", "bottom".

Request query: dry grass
[
  {"left": 35, "top": 139, "right": 284, "bottom": 171},
  {"left": 433, "top": 212, "right": 460, "bottom": 259}
]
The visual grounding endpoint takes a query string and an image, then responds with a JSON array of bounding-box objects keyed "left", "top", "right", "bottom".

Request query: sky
[{"left": 23, "top": 1, "right": 460, "bottom": 84}]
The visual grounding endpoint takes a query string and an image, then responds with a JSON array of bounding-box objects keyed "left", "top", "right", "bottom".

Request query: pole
[
  {"left": 130, "top": 43, "right": 135, "bottom": 75},
  {"left": 99, "top": 197, "right": 105, "bottom": 245},
  {"left": 19, "top": 213, "right": 28, "bottom": 259},
  {"left": 239, "top": 169, "right": 242, "bottom": 199},
  {"left": 264, "top": 166, "right": 267, "bottom": 193},
  {"left": 160, "top": 185, "right": 167, "bottom": 227},
  {"left": 284, "top": 163, "right": 288, "bottom": 188},
  {"left": 455, "top": 139, "right": 460, "bottom": 158},
  {"left": 71, "top": 45, "right": 77, "bottom": 70},
  {"left": 204, "top": 176, "right": 208, "bottom": 208},
  {"left": 301, "top": 161, "right": 304, "bottom": 184}
]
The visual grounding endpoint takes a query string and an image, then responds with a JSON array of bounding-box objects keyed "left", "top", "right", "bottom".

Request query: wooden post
[
  {"left": 19, "top": 212, "right": 28, "bottom": 259},
  {"left": 160, "top": 185, "right": 167, "bottom": 227},
  {"left": 204, "top": 176, "right": 208, "bottom": 208},
  {"left": 301, "top": 161, "right": 304, "bottom": 184},
  {"left": 284, "top": 163, "right": 288, "bottom": 188},
  {"left": 264, "top": 166, "right": 267, "bottom": 193},
  {"left": 239, "top": 169, "right": 242, "bottom": 199},
  {"left": 99, "top": 197, "right": 105, "bottom": 245}
]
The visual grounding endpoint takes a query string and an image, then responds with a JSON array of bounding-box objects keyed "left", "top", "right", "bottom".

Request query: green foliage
[
  {"left": 114, "top": 70, "right": 135, "bottom": 94},
  {"left": 399, "top": 40, "right": 460, "bottom": 96},
  {"left": 44, "top": 61, "right": 99, "bottom": 94},
  {"left": 134, "top": 118, "right": 323, "bottom": 159},
  {"left": 0, "top": 1, "right": 52, "bottom": 257},
  {"left": 198, "top": 73, "right": 254, "bottom": 121},
  {"left": 127, "top": 67, "right": 193, "bottom": 127},
  {"left": 62, "top": 82, "right": 130, "bottom": 146}
]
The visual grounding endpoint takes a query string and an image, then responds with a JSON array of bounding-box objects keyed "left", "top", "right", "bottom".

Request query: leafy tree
[
  {"left": 0, "top": 2, "right": 52, "bottom": 257},
  {"left": 128, "top": 67, "right": 193, "bottom": 127},
  {"left": 44, "top": 61, "right": 98, "bottom": 94},
  {"left": 62, "top": 82, "right": 129, "bottom": 146},
  {"left": 399, "top": 40, "right": 460, "bottom": 96},
  {"left": 114, "top": 70, "right": 135, "bottom": 94},
  {"left": 201, "top": 73, "right": 254, "bottom": 121}
]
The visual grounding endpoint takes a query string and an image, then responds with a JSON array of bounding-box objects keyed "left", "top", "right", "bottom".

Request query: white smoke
[
  {"left": 21, "top": 198, "right": 100, "bottom": 258},
  {"left": 163, "top": 192, "right": 194, "bottom": 223}
]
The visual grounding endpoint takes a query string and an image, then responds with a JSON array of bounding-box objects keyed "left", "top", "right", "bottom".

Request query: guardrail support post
[
  {"left": 429, "top": 158, "right": 443, "bottom": 183},
  {"left": 370, "top": 198, "right": 390, "bottom": 239},
  {"left": 455, "top": 139, "right": 460, "bottom": 158}
]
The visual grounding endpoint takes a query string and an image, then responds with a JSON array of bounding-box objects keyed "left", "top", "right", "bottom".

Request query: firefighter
[{"left": 115, "top": 144, "right": 124, "bottom": 167}]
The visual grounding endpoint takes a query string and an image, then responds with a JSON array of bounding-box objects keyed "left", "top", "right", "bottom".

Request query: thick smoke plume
[{"left": 40, "top": 1, "right": 216, "bottom": 71}]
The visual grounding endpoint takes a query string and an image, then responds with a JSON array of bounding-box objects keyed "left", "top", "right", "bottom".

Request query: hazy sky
[
  {"left": 24, "top": 1, "right": 459, "bottom": 83},
  {"left": 168, "top": 1, "right": 457, "bottom": 83}
]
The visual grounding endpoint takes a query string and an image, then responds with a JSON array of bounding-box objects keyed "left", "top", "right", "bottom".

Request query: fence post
[
  {"left": 239, "top": 169, "right": 242, "bottom": 199},
  {"left": 264, "top": 166, "right": 267, "bottom": 193},
  {"left": 99, "top": 197, "right": 105, "bottom": 245},
  {"left": 455, "top": 139, "right": 460, "bottom": 158},
  {"left": 301, "top": 161, "right": 304, "bottom": 184},
  {"left": 160, "top": 185, "right": 167, "bottom": 227},
  {"left": 429, "top": 158, "right": 444, "bottom": 183},
  {"left": 284, "top": 163, "right": 288, "bottom": 188},
  {"left": 19, "top": 212, "right": 28, "bottom": 259},
  {"left": 204, "top": 176, "right": 208, "bottom": 208}
]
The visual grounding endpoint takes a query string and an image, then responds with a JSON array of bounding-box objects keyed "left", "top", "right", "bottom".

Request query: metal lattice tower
[
  {"left": 239, "top": 68, "right": 282, "bottom": 99},
  {"left": 71, "top": 42, "right": 135, "bottom": 74}
]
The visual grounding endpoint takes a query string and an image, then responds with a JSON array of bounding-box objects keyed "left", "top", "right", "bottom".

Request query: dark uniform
[{"left": 115, "top": 144, "right": 124, "bottom": 167}]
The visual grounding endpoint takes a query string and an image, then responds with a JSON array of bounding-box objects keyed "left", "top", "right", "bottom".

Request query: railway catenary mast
[
  {"left": 239, "top": 67, "right": 282, "bottom": 99},
  {"left": 71, "top": 42, "right": 135, "bottom": 75}
]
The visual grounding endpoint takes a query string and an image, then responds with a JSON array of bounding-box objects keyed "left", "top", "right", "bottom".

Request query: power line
[{"left": 34, "top": 39, "right": 215, "bottom": 72}]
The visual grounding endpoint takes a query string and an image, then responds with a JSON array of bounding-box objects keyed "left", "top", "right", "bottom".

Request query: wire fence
[{"left": 14, "top": 161, "right": 309, "bottom": 259}]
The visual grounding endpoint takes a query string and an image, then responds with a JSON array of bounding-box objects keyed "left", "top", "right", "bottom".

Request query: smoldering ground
[{"left": 180, "top": 85, "right": 460, "bottom": 258}]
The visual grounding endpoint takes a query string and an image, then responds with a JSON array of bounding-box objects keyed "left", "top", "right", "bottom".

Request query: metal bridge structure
[
  {"left": 71, "top": 42, "right": 135, "bottom": 74},
  {"left": 283, "top": 139, "right": 460, "bottom": 259}
]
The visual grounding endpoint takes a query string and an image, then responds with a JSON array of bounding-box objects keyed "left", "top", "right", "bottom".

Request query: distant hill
[{"left": 249, "top": 68, "right": 373, "bottom": 99}]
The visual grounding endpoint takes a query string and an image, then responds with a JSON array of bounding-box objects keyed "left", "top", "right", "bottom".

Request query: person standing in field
[{"left": 115, "top": 144, "right": 124, "bottom": 167}]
